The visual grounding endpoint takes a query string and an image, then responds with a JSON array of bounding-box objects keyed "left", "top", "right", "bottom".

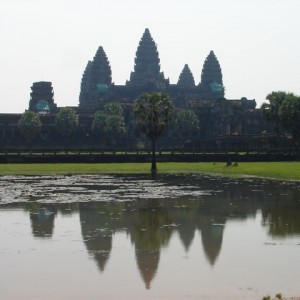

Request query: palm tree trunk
[{"left": 151, "top": 138, "right": 157, "bottom": 173}]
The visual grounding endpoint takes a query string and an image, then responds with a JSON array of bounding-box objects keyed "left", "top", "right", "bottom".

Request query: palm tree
[
  {"left": 261, "top": 91, "right": 287, "bottom": 136},
  {"left": 134, "top": 93, "right": 174, "bottom": 173}
]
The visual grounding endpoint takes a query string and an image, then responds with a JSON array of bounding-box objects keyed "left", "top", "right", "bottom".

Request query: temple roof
[
  {"left": 79, "top": 46, "right": 112, "bottom": 108},
  {"left": 200, "top": 51, "right": 224, "bottom": 98},
  {"left": 201, "top": 51, "right": 223, "bottom": 84},
  {"left": 127, "top": 28, "right": 167, "bottom": 88},
  {"left": 91, "top": 46, "right": 112, "bottom": 86},
  {"left": 79, "top": 61, "right": 93, "bottom": 106},
  {"left": 177, "top": 64, "right": 195, "bottom": 88}
]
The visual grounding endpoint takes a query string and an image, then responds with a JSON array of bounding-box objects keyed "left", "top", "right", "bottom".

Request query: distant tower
[
  {"left": 29, "top": 81, "right": 57, "bottom": 114},
  {"left": 79, "top": 60, "right": 93, "bottom": 107},
  {"left": 79, "top": 46, "right": 112, "bottom": 109},
  {"left": 200, "top": 51, "right": 224, "bottom": 99},
  {"left": 91, "top": 46, "right": 112, "bottom": 86},
  {"left": 177, "top": 64, "right": 195, "bottom": 88},
  {"left": 127, "top": 28, "right": 168, "bottom": 89}
]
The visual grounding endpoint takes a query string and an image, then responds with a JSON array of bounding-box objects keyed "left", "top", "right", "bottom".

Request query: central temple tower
[{"left": 126, "top": 28, "right": 169, "bottom": 90}]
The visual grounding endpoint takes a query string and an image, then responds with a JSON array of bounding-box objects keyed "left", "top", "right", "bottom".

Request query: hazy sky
[{"left": 1, "top": 0, "right": 299, "bottom": 113}]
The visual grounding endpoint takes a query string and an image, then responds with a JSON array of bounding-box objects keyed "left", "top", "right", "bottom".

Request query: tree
[
  {"left": 134, "top": 92, "right": 174, "bottom": 173},
  {"left": 174, "top": 109, "right": 200, "bottom": 139},
  {"left": 104, "top": 102, "right": 123, "bottom": 116},
  {"left": 261, "top": 91, "right": 287, "bottom": 135},
  {"left": 18, "top": 111, "right": 42, "bottom": 146},
  {"left": 279, "top": 93, "right": 300, "bottom": 142},
  {"left": 104, "top": 114, "right": 126, "bottom": 146},
  {"left": 91, "top": 111, "right": 106, "bottom": 139},
  {"left": 55, "top": 107, "right": 78, "bottom": 140},
  {"left": 92, "top": 103, "right": 126, "bottom": 146}
]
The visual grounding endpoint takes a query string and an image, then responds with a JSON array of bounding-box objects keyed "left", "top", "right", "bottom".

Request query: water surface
[{"left": 0, "top": 174, "right": 299, "bottom": 300}]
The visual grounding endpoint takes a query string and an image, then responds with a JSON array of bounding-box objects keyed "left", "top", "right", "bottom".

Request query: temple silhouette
[
  {"left": 0, "top": 28, "right": 268, "bottom": 148},
  {"left": 78, "top": 28, "right": 227, "bottom": 112}
]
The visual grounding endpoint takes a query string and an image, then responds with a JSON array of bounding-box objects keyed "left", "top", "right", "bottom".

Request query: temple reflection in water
[{"left": 5, "top": 175, "right": 300, "bottom": 290}]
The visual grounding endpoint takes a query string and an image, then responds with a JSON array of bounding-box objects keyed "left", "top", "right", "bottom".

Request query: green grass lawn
[{"left": 0, "top": 162, "right": 299, "bottom": 180}]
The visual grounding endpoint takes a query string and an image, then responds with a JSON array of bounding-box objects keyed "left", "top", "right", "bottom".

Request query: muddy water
[{"left": 0, "top": 174, "right": 299, "bottom": 300}]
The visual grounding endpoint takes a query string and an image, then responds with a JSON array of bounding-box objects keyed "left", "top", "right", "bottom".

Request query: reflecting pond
[{"left": 0, "top": 174, "right": 300, "bottom": 300}]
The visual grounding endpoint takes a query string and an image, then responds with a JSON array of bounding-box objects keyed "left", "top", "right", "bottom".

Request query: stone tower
[
  {"left": 79, "top": 60, "right": 93, "bottom": 107},
  {"left": 29, "top": 81, "right": 57, "bottom": 114},
  {"left": 177, "top": 64, "right": 195, "bottom": 88},
  {"left": 200, "top": 51, "right": 224, "bottom": 99},
  {"left": 91, "top": 46, "right": 112, "bottom": 86},
  {"left": 79, "top": 46, "right": 112, "bottom": 110},
  {"left": 127, "top": 28, "right": 168, "bottom": 89}
]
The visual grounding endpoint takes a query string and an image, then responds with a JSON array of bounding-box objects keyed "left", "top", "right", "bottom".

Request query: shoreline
[{"left": 0, "top": 161, "right": 299, "bottom": 181}]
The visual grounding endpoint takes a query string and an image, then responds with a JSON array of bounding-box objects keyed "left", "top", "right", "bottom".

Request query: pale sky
[{"left": 1, "top": 0, "right": 299, "bottom": 113}]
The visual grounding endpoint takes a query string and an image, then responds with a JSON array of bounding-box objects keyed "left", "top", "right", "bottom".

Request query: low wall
[{"left": 0, "top": 150, "right": 298, "bottom": 163}]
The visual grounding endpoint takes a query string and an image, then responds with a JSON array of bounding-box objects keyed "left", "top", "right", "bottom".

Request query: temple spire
[
  {"left": 79, "top": 60, "right": 93, "bottom": 106},
  {"left": 127, "top": 28, "right": 168, "bottom": 89},
  {"left": 200, "top": 51, "right": 224, "bottom": 99},
  {"left": 79, "top": 46, "right": 112, "bottom": 109},
  {"left": 91, "top": 46, "right": 112, "bottom": 86},
  {"left": 177, "top": 64, "right": 195, "bottom": 88}
]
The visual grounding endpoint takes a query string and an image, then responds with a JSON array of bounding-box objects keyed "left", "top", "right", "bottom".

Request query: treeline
[
  {"left": 261, "top": 91, "right": 300, "bottom": 143},
  {"left": 17, "top": 93, "right": 199, "bottom": 150},
  {"left": 14, "top": 91, "right": 300, "bottom": 151}
]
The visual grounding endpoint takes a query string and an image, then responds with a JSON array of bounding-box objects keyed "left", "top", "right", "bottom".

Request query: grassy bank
[{"left": 0, "top": 162, "right": 299, "bottom": 180}]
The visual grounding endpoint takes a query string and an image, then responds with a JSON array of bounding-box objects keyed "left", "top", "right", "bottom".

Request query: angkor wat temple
[
  {"left": 79, "top": 28, "right": 228, "bottom": 111},
  {"left": 0, "top": 28, "right": 268, "bottom": 148}
]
